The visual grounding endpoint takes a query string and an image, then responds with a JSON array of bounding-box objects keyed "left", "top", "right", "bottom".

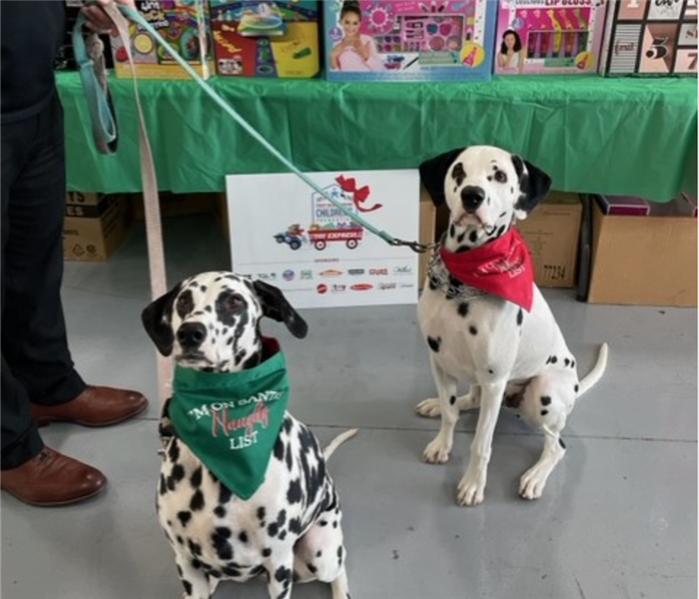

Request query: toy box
[
  {"left": 110, "top": 0, "right": 214, "bottom": 79},
  {"left": 599, "top": 0, "right": 697, "bottom": 76},
  {"left": 494, "top": 0, "right": 609, "bottom": 75},
  {"left": 209, "top": 1, "right": 320, "bottom": 77},
  {"left": 323, "top": 0, "right": 497, "bottom": 82}
]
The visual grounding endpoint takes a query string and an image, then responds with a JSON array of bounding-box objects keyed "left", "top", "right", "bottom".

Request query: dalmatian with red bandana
[
  {"left": 416, "top": 145, "right": 608, "bottom": 506},
  {"left": 142, "top": 272, "right": 355, "bottom": 599}
]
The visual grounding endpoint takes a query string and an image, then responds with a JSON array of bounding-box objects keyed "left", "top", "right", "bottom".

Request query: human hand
[{"left": 82, "top": 0, "right": 136, "bottom": 36}]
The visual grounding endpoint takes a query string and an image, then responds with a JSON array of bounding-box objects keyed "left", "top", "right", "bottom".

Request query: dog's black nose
[
  {"left": 461, "top": 186, "right": 486, "bottom": 213},
  {"left": 177, "top": 323, "right": 207, "bottom": 349}
]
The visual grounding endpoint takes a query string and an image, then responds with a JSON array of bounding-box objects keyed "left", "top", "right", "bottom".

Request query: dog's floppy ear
[
  {"left": 419, "top": 148, "right": 465, "bottom": 207},
  {"left": 511, "top": 155, "right": 552, "bottom": 219},
  {"left": 141, "top": 283, "right": 182, "bottom": 356},
  {"left": 253, "top": 280, "right": 308, "bottom": 339}
]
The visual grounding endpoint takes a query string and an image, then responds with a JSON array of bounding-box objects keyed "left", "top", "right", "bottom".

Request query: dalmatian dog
[
  {"left": 416, "top": 145, "right": 608, "bottom": 506},
  {"left": 142, "top": 271, "right": 355, "bottom": 599}
]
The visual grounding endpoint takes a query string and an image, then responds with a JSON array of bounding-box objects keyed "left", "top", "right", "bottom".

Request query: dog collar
[
  {"left": 166, "top": 337, "right": 290, "bottom": 500},
  {"left": 427, "top": 248, "right": 489, "bottom": 302},
  {"left": 434, "top": 228, "right": 535, "bottom": 312}
]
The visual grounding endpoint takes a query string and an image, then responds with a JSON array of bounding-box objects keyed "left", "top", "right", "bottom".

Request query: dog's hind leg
[
  {"left": 422, "top": 355, "right": 460, "bottom": 464},
  {"left": 519, "top": 423, "right": 566, "bottom": 500},
  {"left": 265, "top": 554, "right": 295, "bottom": 599},
  {"left": 416, "top": 384, "right": 481, "bottom": 418}
]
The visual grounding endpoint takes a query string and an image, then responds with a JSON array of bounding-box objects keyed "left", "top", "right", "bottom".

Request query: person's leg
[{"left": 1, "top": 93, "right": 86, "bottom": 406}]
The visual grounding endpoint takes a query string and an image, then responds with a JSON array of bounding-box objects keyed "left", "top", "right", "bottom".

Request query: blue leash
[{"left": 73, "top": 2, "right": 430, "bottom": 254}]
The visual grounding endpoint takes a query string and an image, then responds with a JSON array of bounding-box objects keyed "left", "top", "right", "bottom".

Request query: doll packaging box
[
  {"left": 209, "top": 1, "right": 320, "bottom": 78},
  {"left": 494, "top": 0, "right": 609, "bottom": 75},
  {"left": 599, "top": 0, "right": 697, "bottom": 76},
  {"left": 110, "top": 0, "right": 214, "bottom": 79},
  {"left": 323, "top": 0, "right": 497, "bottom": 82}
]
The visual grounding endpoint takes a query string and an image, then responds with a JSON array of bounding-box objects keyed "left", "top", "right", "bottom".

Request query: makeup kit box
[
  {"left": 322, "top": 0, "right": 497, "bottom": 82},
  {"left": 599, "top": 0, "right": 698, "bottom": 76},
  {"left": 494, "top": 0, "right": 609, "bottom": 75}
]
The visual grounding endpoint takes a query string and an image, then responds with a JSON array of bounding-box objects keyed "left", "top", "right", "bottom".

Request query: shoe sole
[
  {"left": 33, "top": 401, "right": 149, "bottom": 428},
  {"left": 0, "top": 483, "right": 107, "bottom": 507}
]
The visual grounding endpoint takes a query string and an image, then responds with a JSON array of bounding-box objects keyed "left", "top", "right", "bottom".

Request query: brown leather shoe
[
  {"left": 0, "top": 447, "right": 106, "bottom": 506},
  {"left": 30, "top": 386, "right": 148, "bottom": 427}
]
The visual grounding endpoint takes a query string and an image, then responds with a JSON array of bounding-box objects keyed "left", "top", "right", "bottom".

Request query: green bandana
[{"left": 168, "top": 339, "right": 290, "bottom": 500}]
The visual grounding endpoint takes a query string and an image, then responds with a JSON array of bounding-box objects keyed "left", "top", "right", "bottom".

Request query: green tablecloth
[{"left": 57, "top": 72, "right": 697, "bottom": 201}]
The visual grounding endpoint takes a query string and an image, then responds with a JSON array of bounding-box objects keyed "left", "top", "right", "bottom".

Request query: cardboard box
[
  {"left": 110, "top": 0, "right": 214, "bottom": 79},
  {"left": 419, "top": 183, "right": 436, "bottom": 288},
  {"left": 210, "top": 1, "right": 321, "bottom": 78},
  {"left": 323, "top": 0, "right": 496, "bottom": 82},
  {"left": 587, "top": 198, "right": 697, "bottom": 306},
  {"left": 63, "top": 193, "right": 130, "bottom": 261},
  {"left": 130, "top": 192, "right": 215, "bottom": 220},
  {"left": 517, "top": 191, "right": 583, "bottom": 288}
]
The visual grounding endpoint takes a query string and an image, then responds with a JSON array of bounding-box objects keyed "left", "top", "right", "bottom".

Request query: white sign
[{"left": 226, "top": 170, "right": 419, "bottom": 309}]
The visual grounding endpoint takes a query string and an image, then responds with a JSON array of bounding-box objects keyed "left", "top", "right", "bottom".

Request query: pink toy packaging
[
  {"left": 494, "top": 0, "right": 609, "bottom": 75},
  {"left": 323, "top": 0, "right": 497, "bottom": 82}
]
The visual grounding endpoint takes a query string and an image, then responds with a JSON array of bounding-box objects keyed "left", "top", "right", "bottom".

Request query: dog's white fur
[{"left": 417, "top": 146, "right": 608, "bottom": 506}]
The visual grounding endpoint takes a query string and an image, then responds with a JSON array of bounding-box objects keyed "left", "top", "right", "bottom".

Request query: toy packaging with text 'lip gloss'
[
  {"left": 323, "top": 0, "right": 496, "bottom": 82},
  {"left": 494, "top": 0, "right": 609, "bottom": 75},
  {"left": 599, "top": 0, "right": 698, "bottom": 76}
]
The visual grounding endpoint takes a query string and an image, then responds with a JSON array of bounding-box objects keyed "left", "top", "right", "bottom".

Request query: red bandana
[{"left": 440, "top": 228, "right": 534, "bottom": 312}]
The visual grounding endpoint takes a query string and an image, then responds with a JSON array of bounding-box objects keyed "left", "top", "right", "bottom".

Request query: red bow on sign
[{"left": 335, "top": 175, "right": 383, "bottom": 212}]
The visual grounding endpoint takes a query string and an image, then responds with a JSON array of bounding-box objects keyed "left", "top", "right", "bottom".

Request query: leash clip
[{"left": 388, "top": 238, "right": 438, "bottom": 254}]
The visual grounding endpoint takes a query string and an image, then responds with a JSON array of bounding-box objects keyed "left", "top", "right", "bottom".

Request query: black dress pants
[{"left": 1, "top": 91, "right": 86, "bottom": 469}]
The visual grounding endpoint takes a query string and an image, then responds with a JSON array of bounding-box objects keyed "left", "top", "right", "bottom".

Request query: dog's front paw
[
  {"left": 457, "top": 470, "right": 486, "bottom": 506},
  {"left": 519, "top": 464, "right": 549, "bottom": 500},
  {"left": 415, "top": 397, "right": 441, "bottom": 418},
  {"left": 422, "top": 434, "right": 452, "bottom": 464}
]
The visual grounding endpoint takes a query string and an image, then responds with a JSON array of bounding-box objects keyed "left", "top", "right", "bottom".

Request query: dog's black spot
[
  {"left": 427, "top": 336, "right": 441, "bottom": 352},
  {"left": 288, "top": 517, "right": 302, "bottom": 534},
  {"left": 541, "top": 410, "right": 549, "bottom": 416},
  {"left": 275, "top": 565, "right": 292, "bottom": 583},
  {"left": 182, "top": 580, "right": 193, "bottom": 595},
  {"left": 159, "top": 474, "right": 167, "bottom": 495},
  {"left": 170, "top": 464, "right": 185, "bottom": 485},
  {"left": 212, "top": 527, "right": 233, "bottom": 560},
  {"left": 205, "top": 305, "right": 213, "bottom": 313},
  {"left": 546, "top": 356, "right": 552, "bottom": 364},
  {"left": 190, "top": 466, "right": 203, "bottom": 488},
  {"left": 337, "top": 545, "right": 344, "bottom": 566},
  {"left": 457, "top": 231, "right": 466, "bottom": 244},
  {"left": 238, "top": 531, "right": 248, "bottom": 543},
  {"left": 214, "top": 505, "right": 226, "bottom": 518},
  {"left": 190, "top": 490, "right": 205, "bottom": 511},
  {"left": 316, "top": 550, "right": 323, "bottom": 558},
  {"left": 451, "top": 162, "right": 466, "bottom": 186},
  {"left": 469, "top": 325, "right": 478, "bottom": 335},
  {"left": 551, "top": 356, "right": 558, "bottom": 364},
  {"left": 487, "top": 175, "right": 493, "bottom": 182},
  {"left": 574, "top": 384, "right": 579, "bottom": 393},
  {"left": 221, "top": 565, "right": 242, "bottom": 577},
  {"left": 499, "top": 211, "right": 507, "bottom": 218},
  {"left": 278, "top": 530, "right": 288, "bottom": 541},
  {"left": 488, "top": 368, "right": 494, "bottom": 374},
  {"left": 268, "top": 522, "right": 279, "bottom": 537},
  {"left": 177, "top": 510, "right": 192, "bottom": 527},
  {"left": 167, "top": 439, "right": 180, "bottom": 462},
  {"left": 188, "top": 539, "right": 203, "bottom": 556},
  {"left": 469, "top": 230, "right": 478, "bottom": 243},
  {"left": 458, "top": 302, "right": 469, "bottom": 317},
  {"left": 571, "top": 360, "right": 575, "bottom": 368},
  {"left": 510, "top": 186, "right": 514, "bottom": 194},
  {"left": 257, "top": 506, "right": 267, "bottom": 524},
  {"left": 450, "top": 395, "right": 456, "bottom": 405},
  {"left": 274, "top": 436, "right": 285, "bottom": 461},
  {"left": 559, "top": 438, "right": 566, "bottom": 449},
  {"left": 242, "top": 352, "right": 261, "bottom": 370},
  {"left": 564, "top": 358, "right": 570, "bottom": 367},
  {"left": 449, "top": 224, "right": 456, "bottom": 238},
  {"left": 287, "top": 479, "right": 302, "bottom": 504},
  {"left": 262, "top": 547, "right": 272, "bottom": 557},
  {"left": 307, "top": 563, "right": 318, "bottom": 574},
  {"left": 219, "top": 483, "right": 232, "bottom": 505},
  {"left": 319, "top": 520, "right": 328, "bottom": 527},
  {"left": 517, "top": 308, "right": 523, "bottom": 326},
  {"left": 540, "top": 396, "right": 552, "bottom": 406}
]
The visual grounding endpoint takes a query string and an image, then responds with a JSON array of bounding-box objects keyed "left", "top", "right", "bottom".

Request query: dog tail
[
  {"left": 323, "top": 428, "right": 358, "bottom": 460},
  {"left": 577, "top": 343, "right": 609, "bottom": 397}
]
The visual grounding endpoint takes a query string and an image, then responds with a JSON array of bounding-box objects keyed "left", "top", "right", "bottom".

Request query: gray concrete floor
[{"left": 1, "top": 214, "right": 696, "bottom": 599}]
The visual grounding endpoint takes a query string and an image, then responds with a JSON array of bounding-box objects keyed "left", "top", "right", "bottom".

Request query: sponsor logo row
[{"left": 255, "top": 265, "right": 414, "bottom": 283}]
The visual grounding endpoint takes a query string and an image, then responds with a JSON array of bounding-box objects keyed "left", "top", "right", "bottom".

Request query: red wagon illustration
[{"left": 308, "top": 227, "right": 364, "bottom": 251}]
